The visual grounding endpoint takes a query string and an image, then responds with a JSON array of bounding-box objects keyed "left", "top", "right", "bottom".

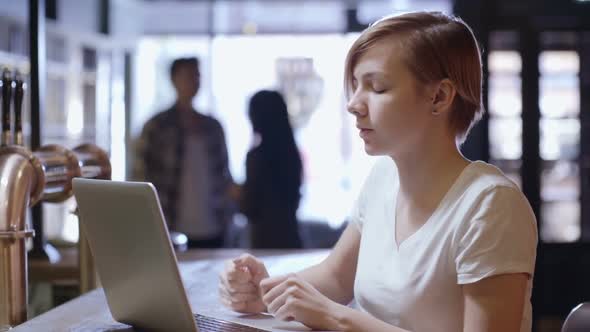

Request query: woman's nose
[{"left": 347, "top": 95, "right": 367, "bottom": 117}]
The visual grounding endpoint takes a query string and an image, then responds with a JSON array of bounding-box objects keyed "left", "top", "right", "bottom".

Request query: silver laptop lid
[{"left": 72, "top": 178, "right": 197, "bottom": 332}]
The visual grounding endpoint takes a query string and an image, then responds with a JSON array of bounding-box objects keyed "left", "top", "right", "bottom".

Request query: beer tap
[
  {"left": 13, "top": 73, "right": 25, "bottom": 146},
  {"left": 0, "top": 68, "right": 111, "bottom": 328},
  {"left": 0, "top": 69, "right": 13, "bottom": 146}
]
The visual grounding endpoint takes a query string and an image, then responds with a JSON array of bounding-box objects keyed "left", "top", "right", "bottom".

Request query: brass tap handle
[
  {"left": 72, "top": 143, "right": 112, "bottom": 180},
  {"left": 13, "top": 73, "right": 24, "bottom": 146},
  {"left": 0, "top": 230, "right": 35, "bottom": 240},
  {"left": 33, "top": 144, "right": 82, "bottom": 203}
]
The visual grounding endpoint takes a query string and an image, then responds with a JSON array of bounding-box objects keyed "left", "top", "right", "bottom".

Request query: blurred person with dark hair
[
  {"left": 134, "top": 57, "right": 233, "bottom": 248},
  {"left": 238, "top": 90, "right": 303, "bottom": 249}
]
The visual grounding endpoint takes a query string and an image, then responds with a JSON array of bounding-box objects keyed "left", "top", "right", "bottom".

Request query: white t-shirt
[
  {"left": 176, "top": 134, "right": 220, "bottom": 239},
  {"left": 352, "top": 158, "right": 538, "bottom": 332}
]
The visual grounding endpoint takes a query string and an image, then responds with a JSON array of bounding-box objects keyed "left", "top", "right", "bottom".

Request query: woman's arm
[
  {"left": 261, "top": 272, "right": 528, "bottom": 332},
  {"left": 219, "top": 222, "right": 360, "bottom": 315},
  {"left": 462, "top": 273, "right": 528, "bottom": 332},
  {"left": 259, "top": 223, "right": 410, "bottom": 332},
  {"left": 331, "top": 305, "right": 410, "bottom": 332},
  {"left": 296, "top": 223, "right": 361, "bottom": 305}
]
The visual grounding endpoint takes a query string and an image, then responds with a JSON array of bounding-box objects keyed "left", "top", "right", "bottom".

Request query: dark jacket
[
  {"left": 240, "top": 147, "right": 302, "bottom": 248},
  {"left": 134, "top": 106, "right": 233, "bottom": 233}
]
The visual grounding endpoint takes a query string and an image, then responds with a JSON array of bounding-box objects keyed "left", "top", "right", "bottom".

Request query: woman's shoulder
[
  {"left": 446, "top": 162, "right": 537, "bottom": 256},
  {"left": 461, "top": 161, "right": 521, "bottom": 194},
  {"left": 455, "top": 161, "right": 535, "bottom": 219}
]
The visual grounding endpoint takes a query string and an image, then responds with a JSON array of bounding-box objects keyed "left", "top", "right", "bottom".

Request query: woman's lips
[{"left": 359, "top": 128, "right": 373, "bottom": 139}]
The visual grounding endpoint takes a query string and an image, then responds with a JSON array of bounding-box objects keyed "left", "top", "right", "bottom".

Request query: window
[{"left": 539, "top": 50, "right": 581, "bottom": 242}]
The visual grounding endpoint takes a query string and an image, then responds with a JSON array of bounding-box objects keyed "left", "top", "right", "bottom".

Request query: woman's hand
[
  {"left": 218, "top": 253, "right": 269, "bottom": 313},
  {"left": 260, "top": 273, "right": 343, "bottom": 330}
]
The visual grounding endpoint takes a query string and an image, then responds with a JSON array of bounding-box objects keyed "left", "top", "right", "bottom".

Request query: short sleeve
[{"left": 454, "top": 186, "right": 538, "bottom": 284}]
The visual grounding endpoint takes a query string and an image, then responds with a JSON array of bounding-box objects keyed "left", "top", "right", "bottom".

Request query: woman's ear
[{"left": 431, "top": 79, "right": 457, "bottom": 115}]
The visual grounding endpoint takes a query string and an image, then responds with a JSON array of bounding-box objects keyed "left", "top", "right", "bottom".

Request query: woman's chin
[{"left": 363, "top": 144, "right": 382, "bottom": 156}]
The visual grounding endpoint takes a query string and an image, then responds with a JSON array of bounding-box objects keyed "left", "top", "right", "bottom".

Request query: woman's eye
[{"left": 372, "top": 86, "right": 386, "bottom": 93}]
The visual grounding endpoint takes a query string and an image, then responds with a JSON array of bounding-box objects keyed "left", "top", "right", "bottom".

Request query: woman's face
[{"left": 347, "top": 39, "right": 436, "bottom": 157}]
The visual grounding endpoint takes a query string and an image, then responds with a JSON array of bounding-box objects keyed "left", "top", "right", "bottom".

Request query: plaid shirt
[{"left": 133, "top": 106, "right": 234, "bottom": 235}]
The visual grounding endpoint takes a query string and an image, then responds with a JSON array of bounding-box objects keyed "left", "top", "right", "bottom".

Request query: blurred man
[{"left": 134, "top": 57, "right": 233, "bottom": 248}]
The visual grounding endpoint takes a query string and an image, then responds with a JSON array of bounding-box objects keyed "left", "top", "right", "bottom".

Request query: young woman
[
  {"left": 218, "top": 11, "right": 537, "bottom": 332},
  {"left": 239, "top": 90, "right": 303, "bottom": 249}
]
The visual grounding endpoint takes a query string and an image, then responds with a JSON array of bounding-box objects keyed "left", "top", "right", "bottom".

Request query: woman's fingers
[
  {"left": 266, "top": 285, "right": 300, "bottom": 314},
  {"left": 224, "top": 260, "right": 251, "bottom": 283},
  {"left": 260, "top": 274, "right": 293, "bottom": 296},
  {"left": 219, "top": 283, "right": 260, "bottom": 302},
  {"left": 220, "top": 272, "right": 257, "bottom": 293},
  {"left": 234, "top": 254, "right": 270, "bottom": 283}
]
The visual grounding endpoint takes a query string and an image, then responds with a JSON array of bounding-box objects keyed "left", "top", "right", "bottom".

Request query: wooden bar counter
[{"left": 14, "top": 249, "right": 330, "bottom": 332}]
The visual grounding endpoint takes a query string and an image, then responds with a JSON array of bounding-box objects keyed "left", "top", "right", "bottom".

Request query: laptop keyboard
[{"left": 195, "top": 314, "right": 269, "bottom": 332}]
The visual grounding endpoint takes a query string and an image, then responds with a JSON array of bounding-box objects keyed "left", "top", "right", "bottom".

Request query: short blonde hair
[{"left": 344, "top": 11, "right": 484, "bottom": 143}]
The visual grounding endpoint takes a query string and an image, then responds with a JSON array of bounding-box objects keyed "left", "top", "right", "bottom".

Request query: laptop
[{"left": 72, "top": 178, "right": 270, "bottom": 332}]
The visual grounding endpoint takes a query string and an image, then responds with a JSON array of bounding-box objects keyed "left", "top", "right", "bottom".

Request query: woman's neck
[{"left": 392, "top": 138, "right": 470, "bottom": 212}]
